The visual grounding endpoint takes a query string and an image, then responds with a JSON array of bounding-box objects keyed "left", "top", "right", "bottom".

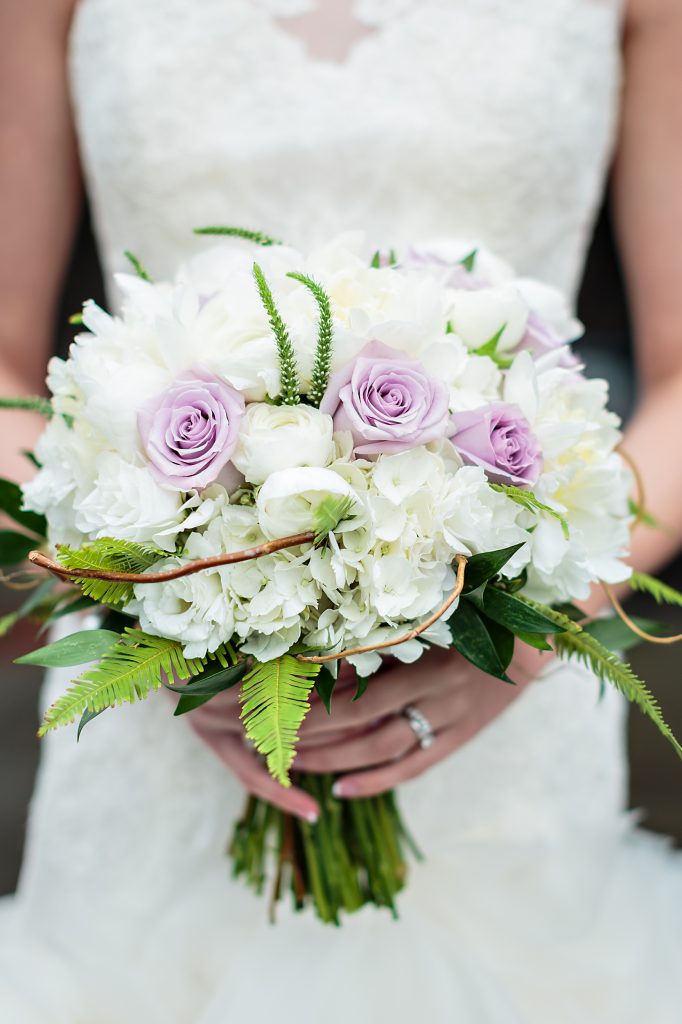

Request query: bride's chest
[{"left": 70, "top": 0, "right": 623, "bottom": 165}]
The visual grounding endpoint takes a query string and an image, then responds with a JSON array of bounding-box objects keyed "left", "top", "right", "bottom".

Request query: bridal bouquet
[{"left": 3, "top": 227, "right": 681, "bottom": 924}]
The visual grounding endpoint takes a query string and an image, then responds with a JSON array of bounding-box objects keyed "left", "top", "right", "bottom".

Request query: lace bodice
[{"left": 69, "top": 0, "right": 624, "bottom": 305}]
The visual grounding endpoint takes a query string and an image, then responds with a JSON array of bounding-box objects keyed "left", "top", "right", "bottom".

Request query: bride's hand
[
  {"left": 294, "top": 644, "right": 551, "bottom": 798},
  {"left": 185, "top": 644, "right": 550, "bottom": 817}
]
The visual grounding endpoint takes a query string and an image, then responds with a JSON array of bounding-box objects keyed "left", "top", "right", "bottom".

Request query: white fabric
[{"left": 3, "top": 0, "right": 682, "bottom": 1020}]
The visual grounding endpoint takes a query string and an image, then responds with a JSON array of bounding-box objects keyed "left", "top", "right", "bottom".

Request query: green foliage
[
  {"left": 314, "top": 666, "right": 336, "bottom": 714},
  {"left": 16, "top": 629, "right": 122, "bottom": 669},
  {"left": 449, "top": 599, "right": 512, "bottom": 682},
  {"left": 370, "top": 250, "right": 382, "bottom": 268},
  {"left": 482, "top": 586, "right": 566, "bottom": 635},
  {"left": 0, "top": 395, "right": 52, "bottom": 417},
  {"left": 511, "top": 594, "right": 583, "bottom": 635},
  {"left": 54, "top": 537, "right": 165, "bottom": 606},
  {"left": 77, "top": 706, "right": 106, "bottom": 741},
  {"left": 491, "top": 484, "right": 570, "bottom": 539},
  {"left": 471, "top": 325, "right": 513, "bottom": 368},
  {"left": 287, "top": 272, "right": 334, "bottom": 407},
  {"left": 628, "top": 572, "right": 682, "bottom": 610},
  {"left": 583, "top": 616, "right": 666, "bottom": 653},
  {"left": 0, "top": 478, "right": 46, "bottom": 537},
  {"left": 0, "top": 530, "right": 39, "bottom": 565},
  {"left": 38, "top": 629, "right": 210, "bottom": 736},
  {"left": 462, "top": 543, "right": 525, "bottom": 594},
  {"left": 194, "top": 226, "right": 282, "bottom": 247},
  {"left": 627, "top": 498, "right": 660, "bottom": 530},
  {"left": 460, "top": 249, "right": 478, "bottom": 272},
  {"left": 68, "top": 311, "right": 84, "bottom": 325},
  {"left": 0, "top": 578, "right": 57, "bottom": 639},
  {"left": 123, "top": 250, "right": 153, "bottom": 282},
  {"left": 352, "top": 674, "right": 370, "bottom": 702},
  {"left": 313, "top": 495, "right": 355, "bottom": 546},
  {"left": 253, "top": 263, "right": 300, "bottom": 405},
  {"left": 239, "top": 655, "right": 321, "bottom": 786},
  {"left": 553, "top": 629, "right": 682, "bottom": 759},
  {"left": 167, "top": 660, "right": 248, "bottom": 716}
]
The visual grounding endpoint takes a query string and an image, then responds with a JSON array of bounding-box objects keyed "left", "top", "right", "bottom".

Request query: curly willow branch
[
  {"left": 295, "top": 555, "right": 468, "bottom": 664},
  {"left": 602, "top": 582, "right": 682, "bottom": 646},
  {"left": 27, "top": 533, "right": 317, "bottom": 584}
]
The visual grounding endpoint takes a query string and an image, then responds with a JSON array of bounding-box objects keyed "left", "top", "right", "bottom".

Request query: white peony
[
  {"left": 232, "top": 403, "right": 335, "bottom": 484},
  {"left": 73, "top": 453, "right": 184, "bottom": 551}
]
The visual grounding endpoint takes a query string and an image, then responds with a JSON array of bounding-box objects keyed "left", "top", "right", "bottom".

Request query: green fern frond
[
  {"left": 123, "top": 250, "right": 153, "bottom": 282},
  {"left": 512, "top": 594, "right": 583, "bottom": 635},
  {"left": 313, "top": 495, "right": 355, "bottom": 546},
  {"left": 38, "top": 629, "right": 209, "bottom": 736},
  {"left": 240, "top": 655, "right": 321, "bottom": 786},
  {"left": 55, "top": 537, "right": 165, "bottom": 606},
  {"left": 252, "top": 263, "right": 300, "bottom": 405},
  {"left": 0, "top": 396, "right": 53, "bottom": 417},
  {"left": 553, "top": 629, "right": 682, "bottom": 759},
  {"left": 194, "top": 226, "right": 282, "bottom": 247},
  {"left": 287, "top": 272, "right": 334, "bottom": 407},
  {"left": 629, "top": 572, "right": 682, "bottom": 610},
  {"left": 491, "top": 484, "right": 570, "bottom": 539}
]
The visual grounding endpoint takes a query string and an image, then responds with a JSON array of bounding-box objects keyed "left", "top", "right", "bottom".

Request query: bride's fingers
[
  {"left": 302, "top": 661, "right": 452, "bottom": 735},
  {"left": 295, "top": 692, "right": 466, "bottom": 772},
  {"left": 195, "top": 728, "right": 319, "bottom": 822}
]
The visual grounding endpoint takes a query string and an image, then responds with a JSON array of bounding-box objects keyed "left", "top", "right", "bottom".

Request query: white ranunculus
[
  {"left": 421, "top": 337, "right": 502, "bottom": 412},
  {"left": 256, "top": 467, "right": 358, "bottom": 539},
  {"left": 73, "top": 452, "right": 184, "bottom": 551},
  {"left": 447, "top": 284, "right": 529, "bottom": 352},
  {"left": 232, "top": 403, "right": 335, "bottom": 485}
]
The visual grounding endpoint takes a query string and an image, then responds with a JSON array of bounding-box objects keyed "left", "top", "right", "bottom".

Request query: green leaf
[
  {"left": 482, "top": 614, "right": 515, "bottom": 670},
  {"left": 628, "top": 572, "right": 682, "bottom": 610},
  {"left": 352, "top": 674, "right": 370, "bottom": 702},
  {"left": 483, "top": 586, "right": 567, "bottom": 635},
  {"left": 54, "top": 537, "right": 165, "bottom": 606},
  {"left": 37, "top": 629, "right": 209, "bottom": 736},
  {"left": 48, "top": 594, "right": 99, "bottom": 621},
  {"left": 287, "top": 273, "right": 334, "bottom": 407},
  {"left": 194, "top": 226, "right": 282, "bottom": 247},
  {"left": 314, "top": 667, "right": 336, "bottom": 714},
  {"left": 0, "top": 530, "right": 40, "bottom": 565},
  {"left": 239, "top": 655, "right": 321, "bottom": 786},
  {"left": 462, "top": 543, "right": 525, "bottom": 594},
  {"left": 166, "top": 660, "right": 247, "bottom": 697},
  {"left": 16, "top": 629, "right": 122, "bottom": 668},
  {"left": 313, "top": 495, "right": 355, "bottom": 546},
  {"left": 253, "top": 263, "right": 300, "bottom": 405},
  {"left": 516, "top": 630, "right": 553, "bottom": 652},
  {"left": 68, "top": 311, "right": 84, "bottom": 325},
  {"left": 491, "top": 484, "right": 570, "bottom": 539},
  {"left": 627, "top": 498, "right": 660, "bottom": 530},
  {"left": 77, "top": 706, "right": 106, "bottom": 741},
  {"left": 0, "top": 478, "right": 47, "bottom": 537},
  {"left": 583, "top": 616, "right": 666, "bottom": 653},
  {"left": 449, "top": 599, "right": 512, "bottom": 682},
  {"left": 510, "top": 594, "right": 583, "bottom": 636},
  {"left": 472, "top": 323, "right": 507, "bottom": 358},
  {"left": 460, "top": 249, "right": 478, "bottom": 272},
  {"left": 370, "top": 250, "right": 381, "bottom": 268},
  {"left": 0, "top": 395, "right": 52, "bottom": 417},
  {"left": 123, "top": 250, "right": 153, "bottom": 282},
  {"left": 0, "top": 578, "right": 56, "bottom": 638},
  {"left": 553, "top": 629, "right": 682, "bottom": 760}
]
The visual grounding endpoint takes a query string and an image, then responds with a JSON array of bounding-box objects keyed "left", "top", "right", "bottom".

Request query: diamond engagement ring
[{"left": 402, "top": 705, "right": 435, "bottom": 750}]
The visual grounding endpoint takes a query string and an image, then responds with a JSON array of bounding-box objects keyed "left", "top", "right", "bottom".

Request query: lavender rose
[
  {"left": 517, "top": 311, "right": 580, "bottom": 368},
  {"left": 320, "top": 341, "right": 450, "bottom": 455},
  {"left": 138, "top": 369, "right": 245, "bottom": 490},
  {"left": 449, "top": 402, "right": 542, "bottom": 487}
]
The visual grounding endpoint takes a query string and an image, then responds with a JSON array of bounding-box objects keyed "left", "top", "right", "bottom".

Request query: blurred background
[{"left": 1, "top": 195, "right": 680, "bottom": 896}]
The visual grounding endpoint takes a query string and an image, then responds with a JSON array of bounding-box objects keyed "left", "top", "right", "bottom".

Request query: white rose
[
  {"left": 256, "top": 467, "right": 357, "bottom": 539},
  {"left": 232, "top": 403, "right": 334, "bottom": 485},
  {"left": 515, "top": 278, "right": 583, "bottom": 342},
  {"left": 73, "top": 452, "right": 184, "bottom": 551},
  {"left": 447, "top": 284, "right": 529, "bottom": 352}
]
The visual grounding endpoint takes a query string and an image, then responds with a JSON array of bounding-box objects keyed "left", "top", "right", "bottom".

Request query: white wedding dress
[{"left": 2, "top": 1, "right": 681, "bottom": 1021}]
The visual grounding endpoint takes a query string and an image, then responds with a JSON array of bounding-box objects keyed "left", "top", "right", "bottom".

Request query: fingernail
[{"left": 332, "top": 780, "right": 355, "bottom": 798}]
